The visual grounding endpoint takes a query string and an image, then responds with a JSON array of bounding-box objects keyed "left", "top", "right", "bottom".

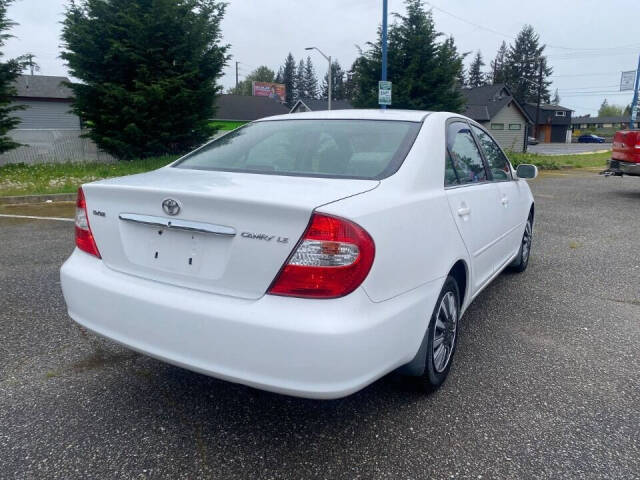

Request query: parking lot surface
[
  {"left": 1, "top": 172, "right": 639, "bottom": 479},
  {"left": 527, "top": 143, "right": 611, "bottom": 155}
]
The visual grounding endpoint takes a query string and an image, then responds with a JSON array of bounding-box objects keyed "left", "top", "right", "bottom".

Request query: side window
[
  {"left": 471, "top": 125, "right": 513, "bottom": 182},
  {"left": 446, "top": 121, "right": 487, "bottom": 185}
]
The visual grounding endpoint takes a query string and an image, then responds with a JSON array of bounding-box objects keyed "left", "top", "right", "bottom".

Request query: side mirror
[{"left": 516, "top": 164, "right": 538, "bottom": 179}]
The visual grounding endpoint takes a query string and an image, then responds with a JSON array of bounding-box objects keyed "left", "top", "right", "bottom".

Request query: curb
[{"left": 0, "top": 193, "right": 76, "bottom": 205}]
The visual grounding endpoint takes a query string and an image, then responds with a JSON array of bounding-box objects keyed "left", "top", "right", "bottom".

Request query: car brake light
[
  {"left": 268, "top": 213, "right": 375, "bottom": 299},
  {"left": 75, "top": 187, "right": 101, "bottom": 258}
]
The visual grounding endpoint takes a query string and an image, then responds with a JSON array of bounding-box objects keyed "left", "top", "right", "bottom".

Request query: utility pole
[
  {"left": 534, "top": 61, "right": 543, "bottom": 140},
  {"left": 235, "top": 61, "right": 239, "bottom": 89},
  {"left": 381, "top": 0, "right": 388, "bottom": 110},
  {"left": 629, "top": 54, "right": 640, "bottom": 129}
]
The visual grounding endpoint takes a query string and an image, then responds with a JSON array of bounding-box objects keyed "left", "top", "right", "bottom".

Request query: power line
[{"left": 425, "top": 1, "right": 640, "bottom": 53}]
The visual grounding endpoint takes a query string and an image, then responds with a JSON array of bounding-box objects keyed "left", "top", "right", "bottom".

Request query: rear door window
[
  {"left": 471, "top": 125, "right": 513, "bottom": 181},
  {"left": 445, "top": 121, "right": 488, "bottom": 185}
]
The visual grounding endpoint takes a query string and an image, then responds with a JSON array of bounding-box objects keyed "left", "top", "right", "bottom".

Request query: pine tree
[
  {"left": 351, "top": 0, "right": 465, "bottom": 111},
  {"left": 61, "top": 0, "right": 229, "bottom": 159},
  {"left": 0, "top": 0, "right": 24, "bottom": 153},
  {"left": 467, "top": 51, "right": 486, "bottom": 88},
  {"left": 551, "top": 88, "right": 560, "bottom": 105},
  {"left": 274, "top": 66, "right": 283, "bottom": 85},
  {"left": 304, "top": 56, "right": 318, "bottom": 99},
  {"left": 504, "top": 25, "right": 552, "bottom": 104},
  {"left": 281, "top": 53, "right": 296, "bottom": 106},
  {"left": 229, "top": 66, "right": 275, "bottom": 96},
  {"left": 295, "top": 59, "right": 305, "bottom": 100},
  {"left": 321, "top": 60, "right": 346, "bottom": 101},
  {"left": 490, "top": 41, "right": 508, "bottom": 85}
]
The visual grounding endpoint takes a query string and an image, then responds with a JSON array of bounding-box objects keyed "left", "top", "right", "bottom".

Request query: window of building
[
  {"left": 508, "top": 123, "right": 521, "bottom": 130},
  {"left": 555, "top": 111, "right": 567, "bottom": 117},
  {"left": 491, "top": 123, "right": 504, "bottom": 130}
]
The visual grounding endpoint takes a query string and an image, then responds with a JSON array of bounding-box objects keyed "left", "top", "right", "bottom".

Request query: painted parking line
[{"left": 0, "top": 213, "right": 74, "bottom": 222}]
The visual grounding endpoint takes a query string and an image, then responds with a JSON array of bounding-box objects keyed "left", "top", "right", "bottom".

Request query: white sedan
[{"left": 60, "top": 110, "right": 537, "bottom": 399}]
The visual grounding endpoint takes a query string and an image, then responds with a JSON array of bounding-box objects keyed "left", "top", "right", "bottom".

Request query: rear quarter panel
[{"left": 318, "top": 113, "right": 469, "bottom": 303}]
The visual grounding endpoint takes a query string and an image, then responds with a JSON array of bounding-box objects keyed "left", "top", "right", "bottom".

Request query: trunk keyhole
[
  {"left": 188, "top": 257, "right": 193, "bottom": 265},
  {"left": 154, "top": 252, "right": 158, "bottom": 259}
]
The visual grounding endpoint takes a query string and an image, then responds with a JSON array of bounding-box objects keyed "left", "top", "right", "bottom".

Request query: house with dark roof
[
  {"left": 461, "top": 84, "right": 532, "bottom": 152},
  {"left": 213, "top": 94, "right": 289, "bottom": 122},
  {"left": 12, "top": 74, "right": 79, "bottom": 130},
  {"left": 289, "top": 98, "right": 354, "bottom": 113},
  {"left": 523, "top": 103, "right": 573, "bottom": 143}
]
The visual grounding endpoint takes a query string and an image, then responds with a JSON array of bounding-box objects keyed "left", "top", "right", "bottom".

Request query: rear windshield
[{"left": 174, "top": 119, "right": 422, "bottom": 180}]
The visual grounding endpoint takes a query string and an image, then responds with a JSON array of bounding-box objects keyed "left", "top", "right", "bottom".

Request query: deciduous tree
[{"left": 229, "top": 65, "right": 275, "bottom": 96}]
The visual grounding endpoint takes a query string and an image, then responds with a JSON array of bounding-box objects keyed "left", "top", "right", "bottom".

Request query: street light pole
[
  {"left": 381, "top": 0, "right": 388, "bottom": 110},
  {"left": 305, "top": 47, "right": 332, "bottom": 110}
]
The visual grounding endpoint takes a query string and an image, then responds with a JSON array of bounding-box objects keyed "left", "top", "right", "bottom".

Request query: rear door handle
[{"left": 457, "top": 206, "right": 471, "bottom": 216}]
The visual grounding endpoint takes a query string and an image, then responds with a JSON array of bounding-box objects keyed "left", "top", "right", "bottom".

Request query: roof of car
[{"left": 257, "top": 109, "right": 432, "bottom": 123}]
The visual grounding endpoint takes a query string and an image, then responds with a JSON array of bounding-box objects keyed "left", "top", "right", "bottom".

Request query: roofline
[{"left": 289, "top": 99, "right": 309, "bottom": 113}]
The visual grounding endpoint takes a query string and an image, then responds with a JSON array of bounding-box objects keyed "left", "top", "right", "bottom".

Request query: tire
[
  {"left": 509, "top": 216, "right": 533, "bottom": 273},
  {"left": 412, "top": 276, "right": 460, "bottom": 393}
]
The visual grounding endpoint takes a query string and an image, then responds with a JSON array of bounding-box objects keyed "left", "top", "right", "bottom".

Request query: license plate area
[{"left": 119, "top": 221, "right": 231, "bottom": 279}]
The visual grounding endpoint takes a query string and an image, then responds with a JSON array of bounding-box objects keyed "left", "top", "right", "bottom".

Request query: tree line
[{"left": 0, "top": 0, "right": 569, "bottom": 161}]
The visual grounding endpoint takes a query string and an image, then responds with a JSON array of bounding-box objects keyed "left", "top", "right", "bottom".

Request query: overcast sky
[{"left": 5, "top": 0, "right": 639, "bottom": 116}]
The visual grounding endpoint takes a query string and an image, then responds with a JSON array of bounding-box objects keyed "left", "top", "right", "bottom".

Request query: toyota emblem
[{"left": 162, "top": 198, "right": 181, "bottom": 216}]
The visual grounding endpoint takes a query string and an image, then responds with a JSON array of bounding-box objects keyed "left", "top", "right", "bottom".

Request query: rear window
[{"left": 174, "top": 119, "right": 421, "bottom": 180}]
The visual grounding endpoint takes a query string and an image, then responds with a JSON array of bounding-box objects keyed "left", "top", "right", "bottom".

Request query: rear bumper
[
  {"left": 60, "top": 249, "right": 440, "bottom": 399},
  {"left": 609, "top": 159, "right": 640, "bottom": 176}
]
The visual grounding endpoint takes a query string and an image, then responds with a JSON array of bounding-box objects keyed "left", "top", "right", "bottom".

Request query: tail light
[
  {"left": 75, "top": 187, "right": 101, "bottom": 258},
  {"left": 268, "top": 213, "right": 375, "bottom": 299}
]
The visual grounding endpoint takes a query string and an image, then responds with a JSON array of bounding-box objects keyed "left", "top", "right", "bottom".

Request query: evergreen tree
[
  {"left": 61, "top": 0, "right": 229, "bottom": 159},
  {"left": 490, "top": 41, "right": 507, "bottom": 85},
  {"left": 504, "top": 25, "right": 552, "bottom": 104},
  {"left": 295, "top": 59, "right": 305, "bottom": 100},
  {"left": 21, "top": 53, "right": 40, "bottom": 75},
  {"left": 343, "top": 67, "right": 358, "bottom": 102},
  {"left": 304, "top": 56, "right": 318, "bottom": 99},
  {"left": 321, "top": 60, "right": 346, "bottom": 101},
  {"left": 0, "top": 0, "right": 24, "bottom": 153},
  {"left": 281, "top": 53, "right": 296, "bottom": 106},
  {"left": 456, "top": 64, "right": 467, "bottom": 88},
  {"left": 274, "top": 66, "right": 283, "bottom": 84},
  {"left": 467, "top": 51, "right": 486, "bottom": 88},
  {"left": 351, "top": 0, "right": 465, "bottom": 111},
  {"left": 551, "top": 88, "right": 560, "bottom": 105},
  {"left": 229, "top": 65, "right": 275, "bottom": 96}
]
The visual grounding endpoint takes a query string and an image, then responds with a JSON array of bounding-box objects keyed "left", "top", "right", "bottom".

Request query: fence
[{"left": 0, "top": 129, "right": 116, "bottom": 166}]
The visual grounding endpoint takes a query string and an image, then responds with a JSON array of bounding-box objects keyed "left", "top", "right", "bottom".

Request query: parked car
[
  {"left": 527, "top": 136, "right": 539, "bottom": 145},
  {"left": 577, "top": 133, "right": 605, "bottom": 143},
  {"left": 60, "top": 110, "right": 537, "bottom": 399},
  {"left": 605, "top": 129, "right": 640, "bottom": 177}
]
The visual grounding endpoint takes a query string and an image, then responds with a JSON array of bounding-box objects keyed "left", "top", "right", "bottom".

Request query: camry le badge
[{"left": 162, "top": 198, "right": 181, "bottom": 216}]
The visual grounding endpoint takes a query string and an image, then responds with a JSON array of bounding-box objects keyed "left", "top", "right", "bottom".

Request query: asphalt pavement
[
  {"left": 1, "top": 171, "right": 639, "bottom": 479},
  {"left": 527, "top": 143, "right": 612, "bottom": 155}
]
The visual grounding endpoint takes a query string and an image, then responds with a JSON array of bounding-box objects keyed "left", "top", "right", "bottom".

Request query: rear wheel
[
  {"left": 413, "top": 276, "right": 460, "bottom": 392},
  {"left": 509, "top": 216, "right": 533, "bottom": 273}
]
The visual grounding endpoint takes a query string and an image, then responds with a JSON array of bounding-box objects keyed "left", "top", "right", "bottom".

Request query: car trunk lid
[
  {"left": 612, "top": 130, "right": 640, "bottom": 164},
  {"left": 82, "top": 167, "right": 378, "bottom": 299}
]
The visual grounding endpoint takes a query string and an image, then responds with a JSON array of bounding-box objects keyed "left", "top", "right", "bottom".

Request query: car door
[
  {"left": 471, "top": 124, "right": 527, "bottom": 268},
  {"left": 444, "top": 120, "right": 503, "bottom": 293}
]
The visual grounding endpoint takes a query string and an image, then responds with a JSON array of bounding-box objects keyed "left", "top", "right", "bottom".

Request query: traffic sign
[
  {"left": 620, "top": 70, "right": 636, "bottom": 91},
  {"left": 379, "top": 81, "right": 392, "bottom": 106}
]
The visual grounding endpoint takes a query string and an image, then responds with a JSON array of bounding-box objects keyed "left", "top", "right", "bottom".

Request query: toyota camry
[{"left": 60, "top": 110, "right": 537, "bottom": 399}]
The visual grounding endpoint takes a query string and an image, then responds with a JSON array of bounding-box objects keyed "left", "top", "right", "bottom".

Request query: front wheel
[
  {"left": 412, "top": 276, "right": 460, "bottom": 392},
  {"left": 509, "top": 216, "right": 533, "bottom": 273}
]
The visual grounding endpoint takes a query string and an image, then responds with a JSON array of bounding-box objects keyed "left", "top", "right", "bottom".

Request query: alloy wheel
[{"left": 432, "top": 291, "right": 458, "bottom": 373}]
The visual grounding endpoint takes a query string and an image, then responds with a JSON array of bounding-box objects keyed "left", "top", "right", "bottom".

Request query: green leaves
[{"left": 61, "top": 0, "right": 229, "bottom": 160}]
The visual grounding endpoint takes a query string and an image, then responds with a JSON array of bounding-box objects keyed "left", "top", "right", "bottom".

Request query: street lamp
[{"left": 305, "top": 47, "right": 332, "bottom": 110}]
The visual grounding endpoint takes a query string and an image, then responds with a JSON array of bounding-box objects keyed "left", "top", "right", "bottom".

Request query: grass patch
[
  {"left": 0, "top": 155, "right": 177, "bottom": 197},
  {"left": 209, "top": 120, "right": 246, "bottom": 131},
  {"left": 508, "top": 151, "right": 610, "bottom": 170}
]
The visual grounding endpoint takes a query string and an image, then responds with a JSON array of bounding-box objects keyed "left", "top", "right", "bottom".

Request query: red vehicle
[{"left": 606, "top": 129, "right": 640, "bottom": 176}]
